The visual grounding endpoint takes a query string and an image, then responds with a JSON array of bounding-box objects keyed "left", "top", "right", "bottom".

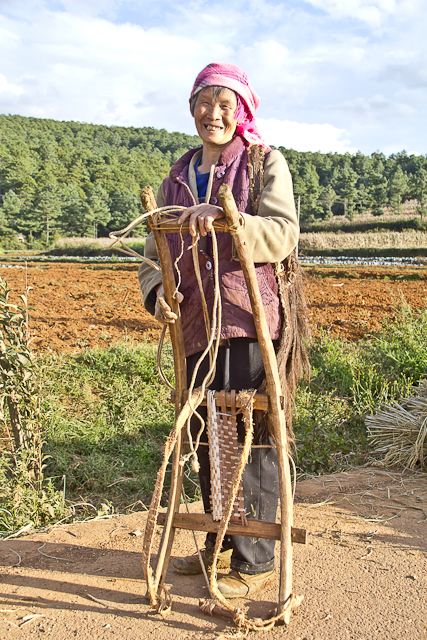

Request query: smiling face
[{"left": 192, "top": 86, "right": 238, "bottom": 149}]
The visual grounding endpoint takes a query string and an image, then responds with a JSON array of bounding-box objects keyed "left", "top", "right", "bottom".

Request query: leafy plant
[
  {"left": 293, "top": 388, "right": 355, "bottom": 473},
  {"left": 0, "top": 279, "right": 43, "bottom": 481}
]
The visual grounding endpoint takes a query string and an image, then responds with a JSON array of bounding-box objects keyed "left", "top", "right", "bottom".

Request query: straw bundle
[{"left": 366, "top": 380, "right": 427, "bottom": 469}]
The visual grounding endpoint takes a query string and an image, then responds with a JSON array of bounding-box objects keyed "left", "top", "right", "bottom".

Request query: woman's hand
[
  {"left": 154, "top": 284, "right": 184, "bottom": 325},
  {"left": 177, "top": 204, "right": 225, "bottom": 237}
]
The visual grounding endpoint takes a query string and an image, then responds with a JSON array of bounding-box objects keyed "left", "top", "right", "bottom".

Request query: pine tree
[
  {"left": 319, "top": 184, "right": 336, "bottom": 220},
  {"left": 389, "top": 167, "right": 408, "bottom": 214},
  {"left": 106, "top": 189, "right": 142, "bottom": 235},
  {"left": 33, "top": 184, "right": 64, "bottom": 242},
  {"left": 1, "top": 190, "right": 21, "bottom": 235},
  {"left": 368, "top": 160, "right": 388, "bottom": 216},
  {"left": 87, "top": 184, "right": 110, "bottom": 238},
  {"left": 60, "top": 184, "right": 91, "bottom": 236},
  {"left": 299, "top": 163, "right": 323, "bottom": 222},
  {"left": 410, "top": 166, "right": 427, "bottom": 220},
  {"left": 332, "top": 163, "right": 358, "bottom": 220}
]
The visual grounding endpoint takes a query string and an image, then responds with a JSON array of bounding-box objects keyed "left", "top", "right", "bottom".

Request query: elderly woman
[{"left": 138, "top": 63, "right": 299, "bottom": 598}]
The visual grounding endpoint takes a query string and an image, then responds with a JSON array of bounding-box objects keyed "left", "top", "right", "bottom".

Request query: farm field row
[{"left": 1, "top": 262, "right": 427, "bottom": 349}]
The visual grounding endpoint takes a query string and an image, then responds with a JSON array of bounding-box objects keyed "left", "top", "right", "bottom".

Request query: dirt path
[
  {"left": 1, "top": 468, "right": 426, "bottom": 639},
  {"left": 1, "top": 262, "right": 427, "bottom": 351}
]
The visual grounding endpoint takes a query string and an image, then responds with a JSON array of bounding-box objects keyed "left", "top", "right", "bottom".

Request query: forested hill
[
  {"left": 0, "top": 114, "right": 200, "bottom": 240},
  {"left": 0, "top": 113, "right": 426, "bottom": 242}
]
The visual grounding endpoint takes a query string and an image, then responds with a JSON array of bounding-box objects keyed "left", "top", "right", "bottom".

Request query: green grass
[
  {"left": 47, "top": 237, "right": 146, "bottom": 257},
  {"left": 293, "top": 300, "right": 427, "bottom": 473},
  {"left": 39, "top": 339, "right": 176, "bottom": 510},
  {"left": 1, "top": 301, "right": 427, "bottom": 533}
]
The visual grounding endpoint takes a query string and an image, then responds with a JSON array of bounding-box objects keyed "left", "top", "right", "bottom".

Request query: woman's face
[{"left": 192, "top": 87, "right": 238, "bottom": 148}]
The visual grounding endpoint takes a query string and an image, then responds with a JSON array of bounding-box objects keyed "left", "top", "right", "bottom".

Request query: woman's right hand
[
  {"left": 154, "top": 284, "right": 183, "bottom": 324},
  {"left": 177, "top": 203, "right": 225, "bottom": 237}
]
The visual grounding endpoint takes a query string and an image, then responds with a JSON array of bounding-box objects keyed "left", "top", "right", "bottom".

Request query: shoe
[
  {"left": 173, "top": 544, "right": 232, "bottom": 575},
  {"left": 216, "top": 569, "right": 275, "bottom": 598}
]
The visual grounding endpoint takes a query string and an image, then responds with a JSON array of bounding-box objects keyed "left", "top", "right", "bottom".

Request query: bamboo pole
[
  {"left": 218, "top": 184, "right": 294, "bottom": 624},
  {"left": 140, "top": 186, "right": 187, "bottom": 593}
]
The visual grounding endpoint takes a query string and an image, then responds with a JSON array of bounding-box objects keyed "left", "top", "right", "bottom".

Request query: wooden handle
[
  {"left": 139, "top": 184, "right": 187, "bottom": 596},
  {"left": 140, "top": 186, "right": 157, "bottom": 212},
  {"left": 218, "top": 183, "right": 294, "bottom": 624}
]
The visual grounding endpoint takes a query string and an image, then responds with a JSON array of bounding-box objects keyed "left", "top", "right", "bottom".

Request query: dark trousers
[{"left": 186, "top": 338, "right": 279, "bottom": 574}]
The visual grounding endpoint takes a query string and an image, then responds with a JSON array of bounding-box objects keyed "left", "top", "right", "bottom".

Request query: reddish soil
[
  {"left": 304, "top": 265, "right": 427, "bottom": 341},
  {"left": 1, "top": 262, "right": 427, "bottom": 352},
  {"left": 1, "top": 262, "right": 427, "bottom": 638}
]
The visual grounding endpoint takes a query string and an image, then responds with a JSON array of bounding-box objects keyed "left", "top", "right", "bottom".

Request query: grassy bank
[
  {"left": 1, "top": 302, "right": 427, "bottom": 534},
  {"left": 47, "top": 236, "right": 146, "bottom": 258},
  {"left": 300, "top": 247, "right": 427, "bottom": 258},
  {"left": 300, "top": 208, "right": 422, "bottom": 234}
]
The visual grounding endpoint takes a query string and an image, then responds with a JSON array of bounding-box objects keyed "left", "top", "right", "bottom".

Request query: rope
[
  {"left": 181, "top": 227, "right": 222, "bottom": 474},
  {"left": 108, "top": 205, "right": 186, "bottom": 268},
  {"left": 181, "top": 485, "right": 215, "bottom": 599},
  {"left": 142, "top": 386, "right": 205, "bottom": 606},
  {"left": 196, "top": 389, "right": 298, "bottom": 631},
  {"left": 156, "top": 325, "right": 174, "bottom": 391}
]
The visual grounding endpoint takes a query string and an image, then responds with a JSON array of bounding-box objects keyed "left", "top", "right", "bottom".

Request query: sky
[{"left": 0, "top": 0, "right": 426, "bottom": 155}]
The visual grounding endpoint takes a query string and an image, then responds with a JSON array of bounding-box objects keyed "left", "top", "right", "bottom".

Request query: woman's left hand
[{"left": 177, "top": 204, "right": 225, "bottom": 237}]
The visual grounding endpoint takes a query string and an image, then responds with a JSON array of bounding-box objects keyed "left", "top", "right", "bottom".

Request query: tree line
[
  {"left": 1, "top": 114, "right": 427, "bottom": 245},
  {"left": 282, "top": 147, "right": 427, "bottom": 222},
  {"left": 0, "top": 115, "right": 199, "bottom": 244}
]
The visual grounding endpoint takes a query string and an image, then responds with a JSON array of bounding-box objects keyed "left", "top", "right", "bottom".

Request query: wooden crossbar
[
  {"left": 170, "top": 389, "right": 282, "bottom": 411},
  {"left": 148, "top": 218, "right": 229, "bottom": 234},
  {"left": 157, "top": 512, "right": 307, "bottom": 544}
]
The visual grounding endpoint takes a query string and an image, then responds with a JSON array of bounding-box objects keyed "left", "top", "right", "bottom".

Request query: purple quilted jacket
[{"left": 161, "top": 136, "right": 281, "bottom": 357}]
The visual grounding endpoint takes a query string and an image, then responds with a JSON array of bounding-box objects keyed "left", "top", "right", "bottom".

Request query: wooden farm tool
[{"left": 140, "top": 185, "right": 304, "bottom": 627}]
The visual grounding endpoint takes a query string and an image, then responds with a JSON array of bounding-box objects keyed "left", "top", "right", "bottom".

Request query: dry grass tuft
[{"left": 367, "top": 380, "right": 427, "bottom": 469}]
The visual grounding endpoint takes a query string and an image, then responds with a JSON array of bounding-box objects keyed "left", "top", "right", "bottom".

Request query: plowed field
[{"left": 1, "top": 262, "right": 427, "bottom": 352}]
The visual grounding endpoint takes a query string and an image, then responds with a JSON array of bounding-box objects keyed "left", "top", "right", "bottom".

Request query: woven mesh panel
[{"left": 207, "top": 390, "right": 246, "bottom": 523}]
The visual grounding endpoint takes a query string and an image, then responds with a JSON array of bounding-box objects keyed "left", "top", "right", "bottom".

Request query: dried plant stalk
[{"left": 367, "top": 380, "right": 427, "bottom": 469}]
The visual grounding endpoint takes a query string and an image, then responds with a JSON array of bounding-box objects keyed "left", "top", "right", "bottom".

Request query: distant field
[
  {"left": 300, "top": 229, "right": 427, "bottom": 250},
  {"left": 305, "top": 202, "right": 419, "bottom": 228}
]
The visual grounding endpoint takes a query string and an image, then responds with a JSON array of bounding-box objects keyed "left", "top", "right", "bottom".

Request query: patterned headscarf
[{"left": 190, "top": 62, "right": 268, "bottom": 147}]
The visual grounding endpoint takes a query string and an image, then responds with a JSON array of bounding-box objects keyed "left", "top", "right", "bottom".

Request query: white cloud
[
  {"left": 326, "top": 94, "right": 416, "bottom": 119},
  {"left": 0, "top": 10, "right": 204, "bottom": 127},
  {"left": 302, "top": 0, "right": 420, "bottom": 26},
  {"left": 0, "top": 74, "right": 23, "bottom": 97},
  {"left": 257, "top": 118, "right": 357, "bottom": 153}
]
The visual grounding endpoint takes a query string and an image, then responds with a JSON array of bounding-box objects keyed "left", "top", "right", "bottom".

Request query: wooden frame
[{"left": 140, "top": 185, "right": 301, "bottom": 625}]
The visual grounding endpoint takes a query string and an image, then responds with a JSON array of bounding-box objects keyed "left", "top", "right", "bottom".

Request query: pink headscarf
[{"left": 190, "top": 62, "right": 268, "bottom": 148}]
